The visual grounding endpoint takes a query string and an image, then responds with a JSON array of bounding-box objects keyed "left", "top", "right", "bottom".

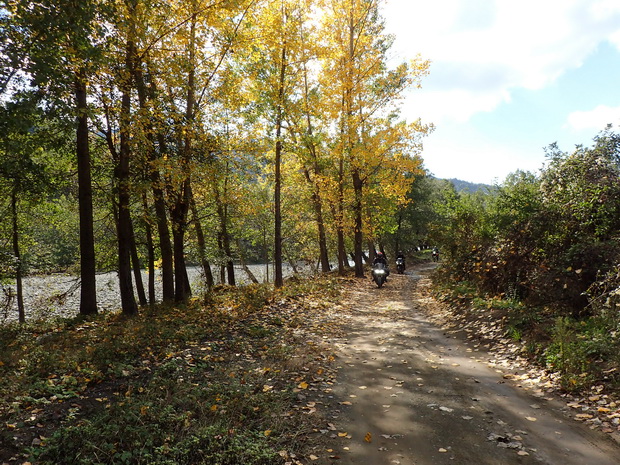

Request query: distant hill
[{"left": 446, "top": 178, "right": 494, "bottom": 193}]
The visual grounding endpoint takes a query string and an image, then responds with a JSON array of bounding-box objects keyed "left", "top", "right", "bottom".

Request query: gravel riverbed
[{"left": 1, "top": 264, "right": 298, "bottom": 324}]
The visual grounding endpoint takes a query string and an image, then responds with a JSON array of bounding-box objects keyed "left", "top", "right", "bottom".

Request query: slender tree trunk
[
  {"left": 304, "top": 169, "right": 330, "bottom": 272},
  {"left": 214, "top": 183, "right": 235, "bottom": 286},
  {"left": 352, "top": 168, "right": 364, "bottom": 277},
  {"left": 171, "top": 183, "right": 191, "bottom": 301},
  {"left": 129, "top": 219, "right": 147, "bottom": 306},
  {"left": 116, "top": 20, "right": 138, "bottom": 316},
  {"left": 394, "top": 208, "right": 403, "bottom": 258},
  {"left": 236, "top": 238, "right": 259, "bottom": 284},
  {"left": 334, "top": 154, "right": 348, "bottom": 275},
  {"left": 299, "top": 10, "right": 330, "bottom": 273},
  {"left": 189, "top": 184, "right": 214, "bottom": 289},
  {"left": 134, "top": 54, "right": 174, "bottom": 302},
  {"left": 274, "top": 43, "right": 287, "bottom": 289},
  {"left": 75, "top": 71, "right": 97, "bottom": 316},
  {"left": 11, "top": 190, "right": 24, "bottom": 323},
  {"left": 141, "top": 193, "right": 156, "bottom": 306},
  {"left": 152, "top": 164, "right": 175, "bottom": 302},
  {"left": 346, "top": 10, "right": 365, "bottom": 279},
  {"left": 171, "top": 10, "right": 198, "bottom": 302}
]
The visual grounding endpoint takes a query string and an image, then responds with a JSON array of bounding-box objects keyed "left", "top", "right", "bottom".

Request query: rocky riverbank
[{"left": 1, "top": 264, "right": 300, "bottom": 323}]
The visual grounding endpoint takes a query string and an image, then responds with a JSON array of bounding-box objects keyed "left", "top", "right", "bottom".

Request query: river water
[{"left": 0, "top": 263, "right": 310, "bottom": 324}]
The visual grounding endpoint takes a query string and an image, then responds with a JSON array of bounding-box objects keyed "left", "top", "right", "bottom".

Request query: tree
[
  {"left": 3, "top": 0, "right": 108, "bottom": 315},
  {"left": 320, "top": 0, "right": 430, "bottom": 277},
  {"left": 0, "top": 95, "right": 61, "bottom": 321}
]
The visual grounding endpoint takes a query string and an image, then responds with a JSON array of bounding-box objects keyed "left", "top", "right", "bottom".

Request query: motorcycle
[
  {"left": 371, "top": 262, "right": 388, "bottom": 288},
  {"left": 396, "top": 257, "right": 405, "bottom": 274}
]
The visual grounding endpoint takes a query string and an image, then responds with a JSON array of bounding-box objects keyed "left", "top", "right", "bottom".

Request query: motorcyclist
[
  {"left": 396, "top": 251, "right": 406, "bottom": 270},
  {"left": 373, "top": 251, "right": 387, "bottom": 266},
  {"left": 373, "top": 251, "right": 389, "bottom": 277}
]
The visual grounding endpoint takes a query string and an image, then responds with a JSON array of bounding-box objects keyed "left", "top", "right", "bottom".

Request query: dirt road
[{"left": 311, "top": 264, "right": 620, "bottom": 465}]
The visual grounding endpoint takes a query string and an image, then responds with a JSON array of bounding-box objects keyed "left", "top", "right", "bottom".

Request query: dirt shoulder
[{"left": 307, "top": 264, "right": 620, "bottom": 465}]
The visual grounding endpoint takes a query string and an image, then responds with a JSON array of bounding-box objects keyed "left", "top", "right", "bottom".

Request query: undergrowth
[
  {"left": 432, "top": 271, "right": 620, "bottom": 395},
  {"left": 0, "top": 275, "right": 341, "bottom": 464}
]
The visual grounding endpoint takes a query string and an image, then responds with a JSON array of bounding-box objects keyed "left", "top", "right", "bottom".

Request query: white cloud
[
  {"left": 383, "top": 0, "right": 620, "bottom": 124},
  {"left": 566, "top": 105, "right": 620, "bottom": 131}
]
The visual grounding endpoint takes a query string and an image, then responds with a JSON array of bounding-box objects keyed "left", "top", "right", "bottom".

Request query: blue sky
[{"left": 382, "top": 0, "right": 620, "bottom": 184}]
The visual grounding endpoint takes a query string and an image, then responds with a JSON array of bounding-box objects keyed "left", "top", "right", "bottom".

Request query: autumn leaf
[
  {"left": 298, "top": 381, "right": 309, "bottom": 389},
  {"left": 364, "top": 432, "right": 372, "bottom": 443}
]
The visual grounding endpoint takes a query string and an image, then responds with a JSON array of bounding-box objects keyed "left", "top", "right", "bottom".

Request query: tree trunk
[
  {"left": 334, "top": 155, "right": 348, "bottom": 275},
  {"left": 74, "top": 71, "right": 97, "bottom": 316},
  {"left": 134, "top": 54, "right": 175, "bottom": 303},
  {"left": 394, "top": 208, "right": 403, "bottom": 258},
  {"left": 214, "top": 182, "right": 235, "bottom": 286},
  {"left": 299, "top": 13, "right": 330, "bottom": 273},
  {"left": 141, "top": 193, "right": 156, "bottom": 306},
  {"left": 236, "top": 238, "right": 259, "bottom": 284},
  {"left": 152, "top": 163, "right": 175, "bottom": 302},
  {"left": 189, "top": 184, "right": 214, "bottom": 289},
  {"left": 170, "top": 10, "right": 198, "bottom": 302},
  {"left": 115, "top": 25, "right": 138, "bottom": 316},
  {"left": 352, "top": 168, "right": 364, "bottom": 277},
  {"left": 129, "top": 218, "right": 147, "bottom": 306},
  {"left": 304, "top": 169, "right": 330, "bottom": 272},
  {"left": 274, "top": 43, "right": 287, "bottom": 289},
  {"left": 11, "top": 190, "right": 24, "bottom": 323},
  {"left": 171, "top": 182, "right": 191, "bottom": 302}
]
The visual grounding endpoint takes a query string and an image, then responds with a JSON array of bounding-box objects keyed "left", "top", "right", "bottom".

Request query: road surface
[{"left": 309, "top": 264, "right": 620, "bottom": 465}]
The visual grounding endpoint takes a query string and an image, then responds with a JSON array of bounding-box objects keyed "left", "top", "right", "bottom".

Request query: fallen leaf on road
[
  {"left": 364, "top": 432, "right": 372, "bottom": 443},
  {"left": 526, "top": 416, "right": 537, "bottom": 422},
  {"left": 438, "top": 448, "right": 448, "bottom": 453}
]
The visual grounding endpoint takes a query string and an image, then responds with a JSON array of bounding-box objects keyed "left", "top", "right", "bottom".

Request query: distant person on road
[
  {"left": 432, "top": 247, "right": 440, "bottom": 262},
  {"left": 396, "top": 250, "right": 406, "bottom": 270}
]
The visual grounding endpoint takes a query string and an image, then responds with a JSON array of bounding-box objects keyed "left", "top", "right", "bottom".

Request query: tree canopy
[{"left": 0, "top": 0, "right": 431, "bottom": 318}]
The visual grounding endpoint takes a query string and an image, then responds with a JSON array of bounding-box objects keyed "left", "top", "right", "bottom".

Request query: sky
[{"left": 381, "top": 0, "right": 620, "bottom": 184}]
